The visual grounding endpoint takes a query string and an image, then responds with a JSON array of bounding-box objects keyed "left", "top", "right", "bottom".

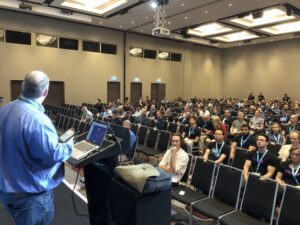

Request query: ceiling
[{"left": 1, "top": 0, "right": 300, "bottom": 48}]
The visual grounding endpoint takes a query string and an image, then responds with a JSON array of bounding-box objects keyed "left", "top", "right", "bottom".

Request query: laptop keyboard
[{"left": 74, "top": 141, "right": 97, "bottom": 152}]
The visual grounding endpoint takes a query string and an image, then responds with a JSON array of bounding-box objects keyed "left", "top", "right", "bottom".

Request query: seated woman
[{"left": 267, "top": 122, "right": 285, "bottom": 145}]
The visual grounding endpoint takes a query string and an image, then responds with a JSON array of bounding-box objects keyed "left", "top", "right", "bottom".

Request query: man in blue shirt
[
  {"left": 0, "top": 71, "right": 73, "bottom": 225},
  {"left": 122, "top": 120, "right": 136, "bottom": 160}
]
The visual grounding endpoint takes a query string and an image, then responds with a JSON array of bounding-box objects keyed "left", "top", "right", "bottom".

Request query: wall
[
  {"left": 0, "top": 10, "right": 124, "bottom": 105},
  {"left": 222, "top": 39, "right": 300, "bottom": 101}
]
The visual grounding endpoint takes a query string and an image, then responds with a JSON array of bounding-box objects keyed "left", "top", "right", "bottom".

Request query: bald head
[{"left": 21, "top": 71, "right": 49, "bottom": 99}]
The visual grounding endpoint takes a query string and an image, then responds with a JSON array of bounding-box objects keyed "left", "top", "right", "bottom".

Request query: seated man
[
  {"left": 134, "top": 108, "right": 150, "bottom": 127},
  {"left": 278, "top": 131, "right": 300, "bottom": 162},
  {"left": 120, "top": 120, "right": 136, "bottom": 162},
  {"left": 182, "top": 116, "right": 201, "bottom": 154},
  {"left": 230, "top": 124, "right": 257, "bottom": 159},
  {"left": 283, "top": 114, "right": 300, "bottom": 143},
  {"left": 243, "top": 134, "right": 277, "bottom": 181},
  {"left": 159, "top": 134, "right": 189, "bottom": 183},
  {"left": 230, "top": 111, "right": 247, "bottom": 136},
  {"left": 203, "top": 129, "right": 230, "bottom": 165},
  {"left": 249, "top": 109, "right": 264, "bottom": 133}
]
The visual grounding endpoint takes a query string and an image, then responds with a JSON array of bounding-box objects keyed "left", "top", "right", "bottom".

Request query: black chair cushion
[
  {"left": 219, "top": 211, "right": 269, "bottom": 225},
  {"left": 172, "top": 186, "right": 208, "bottom": 205},
  {"left": 192, "top": 198, "right": 235, "bottom": 220}
]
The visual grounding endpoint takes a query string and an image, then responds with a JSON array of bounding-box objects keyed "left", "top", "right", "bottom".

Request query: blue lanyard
[
  {"left": 189, "top": 126, "right": 196, "bottom": 137},
  {"left": 240, "top": 134, "right": 251, "bottom": 147},
  {"left": 213, "top": 142, "right": 225, "bottom": 157},
  {"left": 291, "top": 164, "right": 300, "bottom": 185},
  {"left": 289, "top": 126, "right": 295, "bottom": 133},
  {"left": 273, "top": 134, "right": 281, "bottom": 144},
  {"left": 256, "top": 150, "right": 268, "bottom": 173}
]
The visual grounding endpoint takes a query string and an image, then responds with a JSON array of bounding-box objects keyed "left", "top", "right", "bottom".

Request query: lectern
[{"left": 68, "top": 123, "right": 131, "bottom": 225}]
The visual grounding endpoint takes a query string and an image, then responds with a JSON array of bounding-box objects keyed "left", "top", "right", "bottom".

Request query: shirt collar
[{"left": 19, "top": 96, "right": 45, "bottom": 113}]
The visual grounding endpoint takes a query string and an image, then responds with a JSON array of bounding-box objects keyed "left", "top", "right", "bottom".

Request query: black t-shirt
[
  {"left": 184, "top": 126, "right": 201, "bottom": 140},
  {"left": 279, "top": 162, "right": 300, "bottom": 186},
  {"left": 284, "top": 124, "right": 300, "bottom": 135},
  {"left": 234, "top": 134, "right": 257, "bottom": 149},
  {"left": 247, "top": 150, "right": 277, "bottom": 175},
  {"left": 197, "top": 118, "right": 214, "bottom": 131},
  {"left": 207, "top": 141, "right": 230, "bottom": 164}
]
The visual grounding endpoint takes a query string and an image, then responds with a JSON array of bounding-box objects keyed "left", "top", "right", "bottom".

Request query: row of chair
[
  {"left": 55, "top": 114, "right": 90, "bottom": 135},
  {"left": 173, "top": 157, "right": 299, "bottom": 225}
]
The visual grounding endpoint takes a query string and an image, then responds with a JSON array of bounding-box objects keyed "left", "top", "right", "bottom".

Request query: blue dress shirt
[{"left": 0, "top": 98, "right": 72, "bottom": 193}]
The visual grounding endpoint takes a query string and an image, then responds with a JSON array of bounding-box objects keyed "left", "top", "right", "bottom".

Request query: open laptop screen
[{"left": 86, "top": 122, "right": 107, "bottom": 145}]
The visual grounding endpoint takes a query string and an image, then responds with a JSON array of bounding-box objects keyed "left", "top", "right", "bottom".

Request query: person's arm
[
  {"left": 191, "top": 135, "right": 200, "bottom": 143},
  {"left": 203, "top": 149, "right": 210, "bottom": 162},
  {"left": 230, "top": 141, "right": 237, "bottom": 159},
  {"left": 261, "top": 165, "right": 276, "bottom": 180},
  {"left": 275, "top": 171, "right": 286, "bottom": 188},
  {"left": 248, "top": 145, "right": 257, "bottom": 151},
  {"left": 215, "top": 154, "right": 227, "bottom": 165},
  {"left": 243, "top": 160, "right": 252, "bottom": 181},
  {"left": 159, "top": 151, "right": 171, "bottom": 173}
]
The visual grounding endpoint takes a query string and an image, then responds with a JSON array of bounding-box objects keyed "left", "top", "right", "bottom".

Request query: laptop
[{"left": 71, "top": 122, "right": 108, "bottom": 160}]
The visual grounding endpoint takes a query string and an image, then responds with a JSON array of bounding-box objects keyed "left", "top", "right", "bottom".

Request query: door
[
  {"left": 151, "top": 83, "right": 166, "bottom": 102},
  {"left": 107, "top": 81, "right": 120, "bottom": 103},
  {"left": 10, "top": 80, "right": 65, "bottom": 106},
  {"left": 130, "top": 82, "right": 142, "bottom": 104}
]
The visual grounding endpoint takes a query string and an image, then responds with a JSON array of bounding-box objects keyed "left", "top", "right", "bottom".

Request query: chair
[
  {"left": 167, "top": 122, "right": 178, "bottom": 133},
  {"left": 267, "top": 143, "right": 282, "bottom": 156},
  {"left": 130, "top": 123, "right": 139, "bottom": 135},
  {"left": 179, "top": 154, "right": 193, "bottom": 184},
  {"left": 136, "top": 125, "right": 148, "bottom": 146},
  {"left": 67, "top": 117, "right": 75, "bottom": 130},
  {"left": 172, "top": 157, "right": 216, "bottom": 206},
  {"left": 276, "top": 185, "right": 300, "bottom": 225},
  {"left": 62, "top": 116, "right": 70, "bottom": 131},
  {"left": 120, "top": 137, "right": 138, "bottom": 166},
  {"left": 73, "top": 119, "right": 81, "bottom": 132},
  {"left": 231, "top": 147, "right": 249, "bottom": 170},
  {"left": 137, "top": 128, "right": 159, "bottom": 154},
  {"left": 190, "top": 165, "right": 243, "bottom": 223},
  {"left": 178, "top": 124, "right": 187, "bottom": 134},
  {"left": 156, "top": 130, "right": 171, "bottom": 154},
  {"left": 219, "top": 174, "right": 278, "bottom": 225}
]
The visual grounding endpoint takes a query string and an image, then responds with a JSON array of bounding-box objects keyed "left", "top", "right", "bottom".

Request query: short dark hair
[
  {"left": 257, "top": 133, "right": 269, "bottom": 142},
  {"left": 240, "top": 123, "right": 250, "bottom": 129}
]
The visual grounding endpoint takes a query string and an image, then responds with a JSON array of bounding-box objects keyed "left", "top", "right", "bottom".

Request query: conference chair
[
  {"left": 219, "top": 174, "right": 278, "bottom": 225},
  {"left": 276, "top": 185, "right": 300, "bottom": 225},
  {"left": 231, "top": 147, "right": 249, "bottom": 170},
  {"left": 190, "top": 164, "right": 243, "bottom": 224}
]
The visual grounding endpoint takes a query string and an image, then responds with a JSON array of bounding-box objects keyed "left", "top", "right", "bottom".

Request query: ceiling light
[
  {"left": 259, "top": 20, "right": 300, "bottom": 34},
  {"left": 230, "top": 7, "right": 295, "bottom": 27},
  {"left": 129, "top": 47, "right": 143, "bottom": 56},
  {"left": 185, "top": 16, "right": 188, "bottom": 20},
  {"left": 158, "top": 51, "right": 169, "bottom": 59},
  {"left": 61, "top": 0, "right": 128, "bottom": 15},
  {"left": 229, "top": 3, "right": 232, "bottom": 7},
  {"left": 213, "top": 31, "right": 259, "bottom": 42},
  {"left": 187, "top": 22, "right": 234, "bottom": 37},
  {"left": 205, "top": 10, "right": 208, "bottom": 14},
  {"left": 182, "top": 3, "right": 184, "bottom": 7},
  {"left": 36, "top": 34, "right": 57, "bottom": 45},
  {"left": 151, "top": 1, "right": 158, "bottom": 8}
]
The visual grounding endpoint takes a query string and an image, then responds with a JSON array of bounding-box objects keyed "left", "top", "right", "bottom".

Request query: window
[
  {"left": 5, "top": 30, "right": 31, "bottom": 45},
  {"left": 101, "top": 43, "right": 117, "bottom": 54},
  {"left": 36, "top": 33, "right": 57, "bottom": 48},
  {"left": 59, "top": 37, "right": 78, "bottom": 50},
  {"left": 83, "top": 40, "right": 100, "bottom": 52},
  {"left": 144, "top": 49, "right": 157, "bottom": 59},
  {"left": 171, "top": 53, "right": 182, "bottom": 62}
]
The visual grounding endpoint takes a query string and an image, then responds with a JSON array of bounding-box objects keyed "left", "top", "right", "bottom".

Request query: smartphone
[{"left": 59, "top": 128, "right": 75, "bottom": 143}]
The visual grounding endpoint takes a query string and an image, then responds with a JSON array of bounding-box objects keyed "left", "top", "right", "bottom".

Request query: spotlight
[
  {"left": 286, "top": 8, "right": 293, "bottom": 16},
  {"left": 252, "top": 10, "right": 263, "bottom": 19},
  {"left": 180, "top": 30, "right": 191, "bottom": 39},
  {"left": 61, "top": 9, "right": 73, "bottom": 15}
]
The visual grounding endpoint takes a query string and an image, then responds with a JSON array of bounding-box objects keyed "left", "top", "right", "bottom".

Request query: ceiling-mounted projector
[{"left": 152, "top": 27, "right": 170, "bottom": 37}]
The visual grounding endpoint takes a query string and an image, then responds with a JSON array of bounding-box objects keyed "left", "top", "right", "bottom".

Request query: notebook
[{"left": 71, "top": 122, "right": 108, "bottom": 160}]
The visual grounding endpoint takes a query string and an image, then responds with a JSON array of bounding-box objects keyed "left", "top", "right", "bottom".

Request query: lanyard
[
  {"left": 289, "top": 126, "right": 295, "bottom": 133},
  {"left": 189, "top": 126, "right": 196, "bottom": 137},
  {"left": 291, "top": 164, "right": 300, "bottom": 185},
  {"left": 256, "top": 150, "right": 268, "bottom": 173},
  {"left": 240, "top": 134, "right": 251, "bottom": 147},
  {"left": 213, "top": 142, "right": 225, "bottom": 157},
  {"left": 273, "top": 134, "right": 281, "bottom": 144}
]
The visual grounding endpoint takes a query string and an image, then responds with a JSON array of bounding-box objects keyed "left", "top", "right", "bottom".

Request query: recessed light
[
  {"left": 205, "top": 10, "right": 208, "bottom": 14},
  {"left": 131, "top": 21, "right": 135, "bottom": 24},
  {"left": 99, "top": 21, "right": 102, "bottom": 24},
  {"left": 140, "top": 29, "right": 143, "bottom": 32},
  {"left": 213, "top": 31, "right": 259, "bottom": 42},
  {"left": 259, "top": 20, "right": 300, "bottom": 35},
  {"left": 145, "top": 16, "right": 148, "bottom": 19},
  {"left": 229, "top": 3, "right": 232, "bottom": 7},
  {"left": 168, "top": 21, "right": 171, "bottom": 24},
  {"left": 119, "top": 25, "right": 122, "bottom": 28},
  {"left": 185, "top": 16, "right": 188, "bottom": 20},
  {"left": 151, "top": 1, "right": 157, "bottom": 8},
  {"left": 182, "top": 3, "right": 185, "bottom": 7},
  {"left": 270, "top": 39, "right": 274, "bottom": 42}
]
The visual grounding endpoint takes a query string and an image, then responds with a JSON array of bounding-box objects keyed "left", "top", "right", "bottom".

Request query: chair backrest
[
  {"left": 241, "top": 174, "right": 278, "bottom": 223},
  {"left": 156, "top": 130, "right": 171, "bottom": 153},
  {"left": 67, "top": 117, "right": 75, "bottom": 130},
  {"left": 130, "top": 123, "right": 139, "bottom": 135},
  {"left": 167, "top": 122, "right": 178, "bottom": 133},
  {"left": 78, "top": 121, "right": 86, "bottom": 134},
  {"left": 137, "top": 126, "right": 148, "bottom": 145},
  {"left": 73, "top": 119, "right": 80, "bottom": 132},
  {"left": 180, "top": 154, "right": 193, "bottom": 183},
  {"left": 213, "top": 164, "right": 243, "bottom": 209},
  {"left": 267, "top": 143, "right": 282, "bottom": 156},
  {"left": 190, "top": 157, "right": 216, "bottom": 196},
  {"left": 277, "top": 185, "right": 300, "bottom": 225},
  {"left": 62, "top": 117, "right": 70, "bottom": 131},
  {"left": 178, "top": 124, "right": 187, "bottom": 134},
  {"left": 231, "top": 147, "right": 248, "bottom": 170},
  {"left": 55, "top": 114, "right": 62, "bottom": 127},
  {"left": 146, "top": 128, "right": 159, "bottom": 148},
  {"left": 127, "top": 137, "right": 138, "bottom": 161},
  {"left": 58, "top": 115, "right": 65, "bottom": 129}
]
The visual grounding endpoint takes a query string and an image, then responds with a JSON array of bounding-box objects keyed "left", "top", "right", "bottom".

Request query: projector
[{"left": 152, "top": 27, "right": 170, "bottom": 37}]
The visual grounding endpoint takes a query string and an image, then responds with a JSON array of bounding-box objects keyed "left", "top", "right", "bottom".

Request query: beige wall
[
  {"left": 222, "top": 39, "right": 300, "bottom": 101},
  {"left": 0, "top": 10, "right": 124, "bottom": 105},
  {"left": 1, "top": 9, "right": 299, "bottom": 104}
]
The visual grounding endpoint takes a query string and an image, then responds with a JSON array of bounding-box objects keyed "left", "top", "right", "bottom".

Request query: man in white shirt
[{"left": 159, "top": 134, "right": 189, "bottom": 183}]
